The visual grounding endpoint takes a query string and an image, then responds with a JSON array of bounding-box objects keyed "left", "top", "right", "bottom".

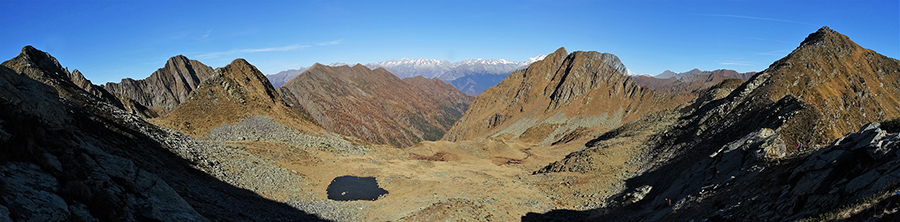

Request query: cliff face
[
  {"left": 277, "top": 64, "right": 473, "bottom": 148},
  {"left": 0, "top": 46, "right": 324, "bottom": 221},
  {"left": 103, "top": 55, "right": 215, "bottom": 116},
  {"left": 443, "top": 47, "right": 675, "bottom": 145},
  {"left": 159, "top": 58, "right": 318, "bottom": 137}
]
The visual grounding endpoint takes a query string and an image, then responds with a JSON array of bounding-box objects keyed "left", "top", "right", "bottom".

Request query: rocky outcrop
[
  {"left": 1, "top": 46, "right": 325, "bottom": 221},
  {"left": 527, "top": 26, "right": 900, "bottom": 222},
  {"left": 160, "top": 58, "right": 318, "bottom": 137},
  {"left": 277, "top": 63, "right": 473, "bottom": 147},
  {"left": 102, "top": 55, "right": 215, "bottom": 116},
  {"left": 443, "top": 47, "right": 676, "bottom": 145},
  {"left": 649, "top": 122, "right": 900, "bottom": 221}
]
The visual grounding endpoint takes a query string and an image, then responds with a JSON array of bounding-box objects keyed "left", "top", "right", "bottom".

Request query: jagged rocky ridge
[
  {"left": 103, "top": 55, "right": 215, "bottom": 117},
  {"left": 158, "top": 58, "right": 319, "bottom": 137},
  {"left": 527, "top": 26, "right": 900, "bottom": 221},
  {"left": 0, "top": 46, "right": 368, "bottom": 221}
]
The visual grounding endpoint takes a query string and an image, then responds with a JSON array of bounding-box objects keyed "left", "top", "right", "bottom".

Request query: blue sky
[{"left": 1, "top": 0, "right": 897, "bottom": 84}]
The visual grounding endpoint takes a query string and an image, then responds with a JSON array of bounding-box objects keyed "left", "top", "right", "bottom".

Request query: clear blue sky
[{"left": 1, "top": 0, "right": 897, "bottom": 84}]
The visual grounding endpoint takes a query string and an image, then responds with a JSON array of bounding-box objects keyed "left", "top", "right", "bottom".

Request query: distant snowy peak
[
  {"left": 626, "top": 68, "right": 638, "bottom": 76},
  {"left": 373, "top": 58, "right": 452, "bottom": 67},
  {"left": 523, "top": 55, "right": 547, "bottom": 65},
  {"left": 327, "top": 62, "right": 350, "bottom": 67},
  {"left": 365, "top": 55, "right": 547, "bottom": 80},
  {"left": 456, "top": 58, "right": 518, "bottom": 66}
]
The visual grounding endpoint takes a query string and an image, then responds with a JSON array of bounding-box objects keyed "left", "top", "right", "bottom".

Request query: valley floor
[{"left": 174, "top": 115, "right": 608, "bottom": 221}]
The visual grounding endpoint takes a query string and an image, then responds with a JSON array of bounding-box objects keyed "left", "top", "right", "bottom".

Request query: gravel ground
[
  {"left": 106, "top": 105, "right": 369, "bottom": 221},
  {"left": 207, "top": 115, "right": 369, "bottom": 155}
]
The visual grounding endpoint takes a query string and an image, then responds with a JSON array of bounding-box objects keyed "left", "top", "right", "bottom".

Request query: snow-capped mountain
[
  {"left": 364, "top": 58, "right": 453, "bottom": 79},
  {"left": 364, "top": 55, "right": 546, "bottom": 82}
]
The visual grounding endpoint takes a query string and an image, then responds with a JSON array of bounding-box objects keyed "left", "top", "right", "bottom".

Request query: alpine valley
[{"left": 2, "top": 26, "right": 900, "bottom": 222}]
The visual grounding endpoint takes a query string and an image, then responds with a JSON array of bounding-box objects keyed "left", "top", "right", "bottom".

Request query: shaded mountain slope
[
  {"left": 527, "top": 26, "right": 900, "bottom": 221},
  {"left": 159, "top": 58, "right": 319, "bottom": 137},
  {"left": 443, "top": 47, "right": 679, "bottom": 145},
  {"left": 277, "top": 64, "right": 473, "bottom": 148},
  {"left": 102, "top": 55, "right": 215, "bottom": 117},
  {"left": 0, "top": 46, "right": 325, "bottom": 221}
]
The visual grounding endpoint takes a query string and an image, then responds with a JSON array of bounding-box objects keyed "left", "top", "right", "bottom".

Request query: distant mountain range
[
  {"left": 266, "top": 55, "right": 546, "bottom": 95},
  {"left": 630, "top": 68, "right": 757, "bottom": 96},
  {"left": 654, "top": 68, "right": 756, "bottom": 81}
]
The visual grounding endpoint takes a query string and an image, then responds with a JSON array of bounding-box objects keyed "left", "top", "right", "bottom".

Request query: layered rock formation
[
  {"left": 443, "top": 47, "right": 676, "bottom": 145},
  {"left": 277, "top": 64, "right": 473, "bottom": 147},
  {"left": 160, "top": 58, "right": 318, "bottom": 137},
  {"left": 103, "top": 55, "right": 215, "bottom": 116}
]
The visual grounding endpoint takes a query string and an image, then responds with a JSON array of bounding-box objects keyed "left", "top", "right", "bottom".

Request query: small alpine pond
[{"left": 326, "top": 175, "right": 388, "bottom": 201}]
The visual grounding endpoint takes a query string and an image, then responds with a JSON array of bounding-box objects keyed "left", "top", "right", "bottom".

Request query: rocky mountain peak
[
  {"left": 18, "top": 45, "right": 65, "bottom": 75},
  {"left": 799, "top": 26, "right": 844, "bottom": 47},
  {"left": 444, "top": 47, "right": 670, "bottom": 144},
  {"left": 159, "top": 58, "right": 317, "bottom": 136},
  {"left": 102, "top": 55, "right": 215, "bottom": 116},
  {"left": 545, "top": 47, "right": 568, "bottom": 64},
  {"left": 596, "top": 52, "right": 628, "bottom": 76}
]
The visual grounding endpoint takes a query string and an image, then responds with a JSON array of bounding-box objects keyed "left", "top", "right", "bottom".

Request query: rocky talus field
[{"left": 2, "top": 27, "right": 900, "bottom": 222}]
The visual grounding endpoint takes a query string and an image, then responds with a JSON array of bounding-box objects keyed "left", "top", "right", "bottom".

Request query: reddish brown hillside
[
  {"left": 277, "top": 64, "right": 473, "bottom": 148},
  {"left": 732, "top": 26, "right": 900, "bottom": 146},
  {"left": 443, "top": 48, "right": 679, "bottom": 145}
]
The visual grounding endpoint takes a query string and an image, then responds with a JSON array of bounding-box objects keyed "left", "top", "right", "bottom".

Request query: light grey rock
[
  {"left": 624, "top": 185, "right": 653, "bottom": 204},
  {"left": 851, "top": 125, "right": 885, "bottom": 151}
]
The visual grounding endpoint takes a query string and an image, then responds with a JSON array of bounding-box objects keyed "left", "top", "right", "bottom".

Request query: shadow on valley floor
[
  {"left": 77, "top": 109, "right": 330, "bottom": 221},
  {"left": 524, "top": 88, "right": 805, "bottom": 221}
]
